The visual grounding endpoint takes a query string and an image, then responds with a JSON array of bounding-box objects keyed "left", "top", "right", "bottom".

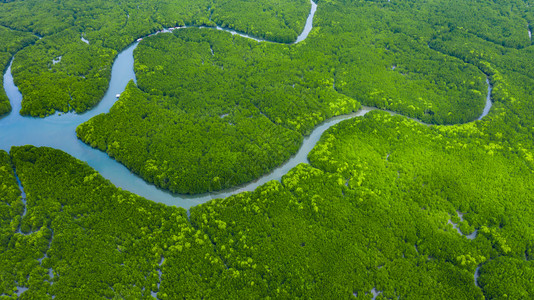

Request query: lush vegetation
[
  {"left": 11, "top": 29, "right": 117, "bottom": 117},
  {"left": 0, "top": 149, "right": 53, "bottom": 299},
  {"left": 0, "top": 0, "right": 308, "bottom": 45},
  {"left": 209, "top": 0, "right": 310, "bottom": 42},
  {"left": 5, "top": 102, "right": 534, "bottom": 298},
  {"left": 1, "top": 0, "right": 533, "bottom": 117},
  {"left": 2, "top": 0, "right": 534, "bottom": 298},
  {"left": 78, "top": 0, "right": 511, "bottom": 194},
  {"left": 305, "top": 110, "right": 534, "bottom": 298},
  {"left": 0, "top": 0, "right": 310, "bottom": 116},
  {"left": 5, "top": 146, "right": 214, "bottom": 299},
  {"left": 77, "top": 28, "right": 360, "bottom": 193},
  {"left": 77, "top": 81, "right": 304, "bottom": 194},
  {"left": 0, "top": 26, "right": 38, "bottom": 116}
]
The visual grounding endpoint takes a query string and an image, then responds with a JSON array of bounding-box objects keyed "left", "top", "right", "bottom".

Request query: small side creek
[
  {"left": 447, "top": 211, "right": 477, "bottom": 240},
  {"left": 474, "top": 264, "right": 481, "bottom": 288},
  {"left": 13, "top": 167, "right": 28, "bottom": 234},
  {"left": 151, "top": 256, "right": 165, "bottom": 298}
]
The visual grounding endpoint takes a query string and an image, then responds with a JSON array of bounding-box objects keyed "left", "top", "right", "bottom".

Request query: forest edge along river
[{"left": 0, "top": 0, "right": 492, "bottom": 210}]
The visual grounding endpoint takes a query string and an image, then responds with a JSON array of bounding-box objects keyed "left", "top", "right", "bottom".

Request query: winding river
[{"left": 0, "top": 0, "right": 492, "bottom": 210}]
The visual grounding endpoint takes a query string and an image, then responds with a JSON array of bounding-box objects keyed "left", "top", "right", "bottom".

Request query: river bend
[{"left": 0, "top": 0, "right": 492, "bottom": 209}]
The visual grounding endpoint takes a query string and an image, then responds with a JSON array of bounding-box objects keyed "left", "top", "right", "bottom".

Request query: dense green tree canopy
[
  {"left": 5, "top": 104, "right": 534, "bottom": 298},
  {"left": 77, "top": 0, "right": 522, "bottom": 194},
  {"left": 2, "top": 0, "right": 534, "bottom": 298},
  {"left": 77, "top": 28, "right": 361, "bottom": 194},
  {"left": 0, "top": 0, "right": 310, "bottom": 116}
]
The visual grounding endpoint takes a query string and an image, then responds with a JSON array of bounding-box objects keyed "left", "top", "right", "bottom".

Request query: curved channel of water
[
  {"left": 477, "top": 78, "right": 492, "bottom": 121},
  {"left": 0, "top": 0, "right": 492, "bottom": 209}
]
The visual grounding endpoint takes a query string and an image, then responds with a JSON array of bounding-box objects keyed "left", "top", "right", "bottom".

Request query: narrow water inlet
[
  {"left": 447, "top": 210, "right": 478, "bottom": 240},
  {"left": 13, "top": 167, "right": 29, "bottom": 234},
  {"left": 474, "top": 265, "right": 481, "bottom": 287},
  {"left": 151, "top": 256, "right": 165, "bottom": 298},
  {"left": 477, "top": 77, "right": 492, "bottom": 120},
  {"left": 295, "top": 0, "right": 317, "bottom": 43},
  {"left": 81, "top": 34, "right": 90, "bottom": 44}
]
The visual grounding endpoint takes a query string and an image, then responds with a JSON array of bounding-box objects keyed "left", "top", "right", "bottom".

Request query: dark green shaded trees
[
  {"left": 210, "top": 0, "right": 310, "bottom": 43},
  {"left": 3, "top": 0, "right": 534, "bottom": 297},
  {"left": 478, "top": 257, "right": 534, "bottom": 299},
  {"left": 3, "top": 0, "right": 533, "bottom": 117}
]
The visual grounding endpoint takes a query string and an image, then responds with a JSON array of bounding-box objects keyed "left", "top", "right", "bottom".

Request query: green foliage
[
  {"left": 424, "top": 0, "right": 532, "bottom": 48},
  {"left": 0, "top": 149, "right": 51, "bottom": 298},
  {"left": 210, "top": 0, "right": 310, "bottom": 43},
  {"left": 0, "top": 146, "right": 487, "bottom": 298},
  {"left": 6, "top": 85, "right": 534, "bottom": 298},
  {"left": 312, "top": 1, "right": 488, "bottom": 124},
  {"left": 77, "top": 28, "right": 360, "bottom": 194},
  {"left": 8, "top": 146, "right": 228, "bottom": 299},
  {"left": 78, "top": 0, "right": 534, "bottom": 194},
  {"left": 3, "top": 0, "right": 533, "bottom": 118},
  {"left": 3, "top": 0, "right": 534, "bottom": 298},
  {"left": 0, "top": 151, "right": 19, "bottom": 202},
  {"left": 0, "top": 0, "right": 307, "bottom": 45},
  {"left": 76, "top": 81, "right": 304, "bottom": 194},
  {"left": 429, "top": 27, "right": 534, "bottom": 133},
  {"left": 12, "top": 28, "right": 117, "bottom": 116},
  {"left": 478, "top": 257, "right": 534, "bottom": 299},
  {"left": 0, "top": 0, "right": 311, "bottom": 116},
  {"left": 308, "top": 110, "right": 534, "bottom": 297}
]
